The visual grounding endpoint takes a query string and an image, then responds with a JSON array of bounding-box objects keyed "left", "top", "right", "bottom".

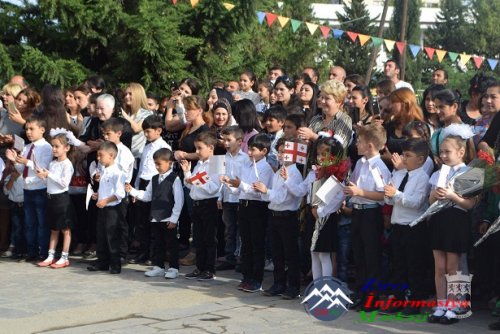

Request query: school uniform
[
  {"left": 130, "top": 169, "right": 183, "bottom": 269},
  {"left": 234, "top": 157, "right": 273, "bottom": 286},
  {"left": 46, "top": 159, "right": 76, "bottom": 231},
  {"left": 349, "top": 154, "right": 391, "bottom": 293},
  {"left": 95, "top": 163, "right": 127, "bottom": 271},
  {"left": 132, "top": 137, "right": 171, "bottom": 261},
  {"left": 184, "top": 158, "right": 222, "bottom": 274},
  {"left": 385, "top": 167, "right": 430, "bottom": 300},
  {"left": 4, "top": 174, "right": 25, "bottom": 257},
  {"left": 428, "top": 163, "right": 471, "bottom": 253},
  {"left": 115, "top": 142, "right": 134, "bottom": 259},
  {"left": 16, "top": 139, "right": 53, "bottom": 259},
  {"left": 219, "top": 149, "right": 247, "bottom": 265},
  {"left": 262, "top": 163, "right": 303, "bottom": 290}
]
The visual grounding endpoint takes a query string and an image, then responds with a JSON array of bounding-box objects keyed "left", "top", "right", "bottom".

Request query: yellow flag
[
  {"left": 358, "top": 34, "right": 371, "bottom": 46},
  {"left": 384, "top": 39, "right": 395, "bottom": 51},
  {"left": 435, "top": 50, "right": 447, "bottom": 63},
  {"left": 223, "top": 3, "right": 235, "bottom": 11},
  {"left": 277, "top": 16, "right": 290, "bottom": 27},
  {"left": 190, "top": 0, "right": 199, "bottom": 7},
  {"left": 460, "top": 54, "right": 471, "bottom": 66},
  {"left": 305, "top": 22, "right": 318, "bottom": 35}
]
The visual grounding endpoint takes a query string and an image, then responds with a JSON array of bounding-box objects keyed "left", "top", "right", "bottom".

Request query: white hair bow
[
  {"left": 441, "top": 123, "right": 475, "bottom": 140},
  {"left": 49, "top": 128, "right": 82, "bottom": 147}
]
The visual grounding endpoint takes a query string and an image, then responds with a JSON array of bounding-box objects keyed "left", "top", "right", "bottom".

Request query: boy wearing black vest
[{"left": 126, "top": 148, "right": 183, "bottom": 279}]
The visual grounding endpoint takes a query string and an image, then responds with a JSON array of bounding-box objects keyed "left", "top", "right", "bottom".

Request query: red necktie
[{"left": 23, "top": 144, "right": 34, "bottom": 178}]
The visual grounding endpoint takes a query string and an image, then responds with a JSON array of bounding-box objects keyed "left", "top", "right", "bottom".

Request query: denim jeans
[
  {"left": 9, "top": 201, "right": 26, "bottom": 255},
  {"left": 24, "top": 189, "right": 48, "bottom": 257},
  {"left": 337, "top": 224, "right": 351, "bottom": 283}
]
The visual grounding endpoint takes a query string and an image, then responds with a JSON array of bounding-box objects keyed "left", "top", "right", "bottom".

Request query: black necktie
[{"left": 398, "top": 172, "right": 409, "bottom": 192}]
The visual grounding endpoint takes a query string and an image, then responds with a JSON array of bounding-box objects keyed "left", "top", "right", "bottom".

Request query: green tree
[
  {"left": 326, "top": 0, "right": 378, "bottom": 78},
  {"left": 468, "top": 0, "right": 500, "bottom": 59}
]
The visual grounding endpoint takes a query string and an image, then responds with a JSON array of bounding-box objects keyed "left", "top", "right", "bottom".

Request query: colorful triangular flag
[
  {"left": 436, "top": 50, "right": 447, "bottom": 63},
  {"left": 409, "top": 44, "right": 421, "bottom": 58},
  {"left": 371, "top": 37, "right": 383, "bottom": 47},
  {"left": 460, "top": 54, "right": 471, "bottom": 66},
  {"left": 172, "top": 0, "right": 177, "bottom": 4},
  {"left": 277, "top": 16, "right": 290, "bottom": 28},
  {"left": 384, "top": 39, "right": 395, "bottom": 51},
  {"left": 222, "top": 2, "right": 235, "bottom": 11},
  {"left": 358, "top": 34, "right": 371, "bottom": 46},
  {"left": 473, "top": 56, "right": 484, "bottom": 69},
  {"left": 290, "top": 19, "right": 301, "bottom": 32},
  {"left": 306, "top": 22, "right": 318, "bottom": 35},
  {"left": 487, "top": 59, "right": 498, "bottom": 71},
  {"left": 190, "top": 0, "right": 199, "bottom": 7},
  {"left": 319, "top": 26, "right": 331, "bottom": 39},
  {"left": 448, "top": 52, "right": 458, "bottom": 62},
  {"left": 332, "top": 29, "right": 344, "bottom": 39},
  {"left": 346, "top": 31, "right": 358, "bottom": 42},
  {"left": 424, "top": 47, "right": 435, "bottom": 60},
  {"left": 265, "top": 13, "right": 277, "bottom": 27},
  {"left": 395, "top": 41, "right": 406, "bottom": 54},
  {"left": 256, "top": 11, "right": 266, "bottom": 24}
]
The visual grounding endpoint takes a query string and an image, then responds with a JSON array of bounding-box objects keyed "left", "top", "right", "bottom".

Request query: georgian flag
[
  {"left": 283, "top": 141, "right": 308, "bottom": 165},
  {"left": 189, "top": 171, "right": 210, "bottom": 186}
]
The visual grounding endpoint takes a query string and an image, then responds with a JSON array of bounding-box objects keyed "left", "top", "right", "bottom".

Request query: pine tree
[{"left": 469, "top": 0, "right": 500, "bottom": 59}]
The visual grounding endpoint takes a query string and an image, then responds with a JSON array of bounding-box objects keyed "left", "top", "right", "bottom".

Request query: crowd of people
[{"left": 0, "top": 61, "right": 499, "bottom": 328}]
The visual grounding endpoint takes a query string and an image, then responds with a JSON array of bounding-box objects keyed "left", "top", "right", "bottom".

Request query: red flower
[{"left": 478, "top": 150, "right": 494, "bottom": 166}]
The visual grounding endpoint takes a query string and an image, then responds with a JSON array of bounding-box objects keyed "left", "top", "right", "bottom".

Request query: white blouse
[{"left": 47, "top": 159, "right": 74, "bottom": 195}]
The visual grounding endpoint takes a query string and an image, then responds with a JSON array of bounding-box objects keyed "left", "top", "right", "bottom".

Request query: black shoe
[
  {"left": 110, "top": 267, "right": 121, "bottom": 274},
  {"left": 25, "top": 255, "right": 38, "bottom": 262},
  {"left": 439, "top": 312, "right": 459, "bottom": 325},
  {"left": 185, "top": 269, "right": 201, "bottom": 279},
  {"left": 120, "top": 257, "right": 127, "bottom": 265},
  {"left": 427, "top": 311, "right": 444, "bottom": 323},
  {"left": 197, "top": 271, "right": 215, "bottom": 281},
  {"left": 235, "top": 264, "right": 241, "bottom": 273},
  {"left": 402, "top": 306, "right": 421, "bottom": 316},
  {"left": 145, "top": 259, "right": 153, "bottom": 266},
  {"left": 216, "top": 262, "right": 235, "bottom": 271},
  {"left": 87, "top": 264, "right": 109, "bottom": 271},
  {"left": 178, "top": 243, "right": 190, "bottom": 251},
  {"left": 262, "top": 283, "right": 286, "bottom": 296},
  {"left": 128, "top": 254, "right": 147, "bottom": 264},
  {"left": 281, "top": 287, "right": 300, "bottom": 300}
]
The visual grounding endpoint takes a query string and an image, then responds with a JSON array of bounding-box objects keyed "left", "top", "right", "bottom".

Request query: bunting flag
[
  {"left": 190, "top": 0, "right": 199, "bottom": 7},
  {"left": 358, "top": 34, "right": 371, "bottom": 46},
  {"left": 319, "top": 26, "right": 331, "bottom": 39},
  {"left": 436, "top": 49, "right": 447, "bottom": 63},
  {"left": 424, "top": 47, "right": 435, "bottom": 60},
  {"left": 290, "top": 19, "right": 301, "bottom": 32},
  {"left": 306, "top": 22, "right": 318, "bottom": 35},
  {"left": 460, "top": 53, "right": 471, "bottom": 66},
  {"left": 256, "top": 11, "right": 266, "bottom": 24},
  {"left": 265, "top": 13, "right": 277, "bottom": 27},
  {"left": 384, "top": 39, "right": 395, "bottom": 51},
  {"left": 332, "top": 29, "right": 344, "bottom": 39},
  {"left": 473, "top": 56, "right": 484, "bottom": 69},
  {"left": 395, "top": 41, "right": 405, "bottom": 55},
  {"left": 448, "top": 52, "right": 459, "bottom": 62},
  {"left": 277, "top": 15, "right": 290, "bottom": 28},
  {"left": 222, "top": 2, "right": 235, "bottom": 11},
  {"left": 409, "top": 44, "right": 421, "bottom": 58},
  {"left": 488, "top": 59, "right": 499, "bottom": 71},
  {"left": 346, "top": 31, "right": 358, "bottom": 42},
  {"left": 371, "top": 37, "right": 383, "bottom": 47},
  {"left": 172, "top": 0, "right": 177, "bottom": 4}
]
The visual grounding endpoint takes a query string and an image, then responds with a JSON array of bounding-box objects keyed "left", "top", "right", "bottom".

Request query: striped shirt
[{"left": 308, "top": 110, "right": 353, "bottom": 148}]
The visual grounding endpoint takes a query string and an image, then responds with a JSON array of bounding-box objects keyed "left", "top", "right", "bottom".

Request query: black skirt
[
  {"left": 429, "top": 207, "right": 471, "bottom": 253},
  {"left": 307, "top": 207, "right": 338, "bottom": 253},
  {"left": 46, "top": 192, "right": 76, "bottom": 230}
]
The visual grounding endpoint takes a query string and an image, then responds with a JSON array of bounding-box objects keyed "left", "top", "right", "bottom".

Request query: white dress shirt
[
  {"left": 129, "top": 169, "right": 184, "bottom": 224},
  {"left": 3, "top": 175, "right": 24, "bottom": 203},
  {"left": 429, "top": 162, "right": 469, "bottom": 211},
  {"left": 234, "top": 157, "right": 273, "bottom": 201},
  {"left": 220, "top": 150, "right": 247, "bottom": 203},
  {"left": 184, "top": 158, "right": 222, "bottom": 200},
  {"left": 350, "top": 154, "right": 391, "bottom": 205},
  {"left": 135, "top": 137, "right": 171, "bottom": 187},
  {"left": 116, "top": 142, "right": 135, "bottom": 183},
  {"left": 15, "top": 138, "right": 53, "bottom": 190},
  {"left": 130, "top": 108, "right": 154, "bottom": 158},
  {"left": 263, "top": 163, "right": 304, "bottom": 211},
  {"left": 47, "top": 159, "right": 74, "bottom": 194},
  {"left": 97, "top": 163, "right": 126, "bottom": 207},
  {"left": 385, "top": 167, "right": 430, "bottom": 225},
  {"left": 423, "top": 156, "right": 434, "bottom": 176}
]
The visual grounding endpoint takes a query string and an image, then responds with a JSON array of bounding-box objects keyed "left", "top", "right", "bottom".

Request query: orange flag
[
  {"left": 473, "top": 56, "right": 484, "bottom": 69},
  {"left": 435, "top": 50, "right": 447, "bottom": 63},
  {"left": 346, "top": 31, "right": 358, "bottom": 42},
  {"left": 424, "top": 47, "right": 435, "bottom": 59},
  {"left": 277, "top": 16, "right": 290, "bottom": 28},
  {"left": 266, "top": 13, "right": 277, "bottom": 27},
  {"left": 395, "top": 41, "right": 406, "bottom": 54},
  {"left": 358, "top": 34, "right": 371, "bottom": 46},
  {"left": 319, "top": 26, "right": 331, "bottom": 39}
]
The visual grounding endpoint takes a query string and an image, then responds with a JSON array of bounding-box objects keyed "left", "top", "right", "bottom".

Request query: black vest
[{"left": 150, "top": 172, "right": 178, "bottom": 222}]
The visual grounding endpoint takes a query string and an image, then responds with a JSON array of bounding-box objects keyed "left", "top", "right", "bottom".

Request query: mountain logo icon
[{"left": 301, "top": 276, "right": 353, "bottom": 321}]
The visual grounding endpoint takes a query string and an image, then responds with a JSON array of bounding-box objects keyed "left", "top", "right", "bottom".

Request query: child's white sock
[
  {"left": 432, "top": 299, "right": 447, "bottom": 317},
  {"left": 55, "top": 252, "right": 69, "bottom": 264},
  {"left": 43, "top": 249, "right": 55, "bottom": 262}
]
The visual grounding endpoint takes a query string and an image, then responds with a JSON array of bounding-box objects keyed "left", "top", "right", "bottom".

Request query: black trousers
[
  {"left": 70, "top": 194, "right": 88, "bottom": 245},
  {"left": 96, "top": 204, "right": 125, "bottom": 269},
  {"left": 134, "top": 179, "right": 151, "bottom": 257},
  {"left": 192, "top": 198, "right": 219, "bottom": 273},
  {"left": 151, "top": 222, "right": 179, "bottom": 269},
  {"left": 239, "top": 200, "right": 269, "bottom": 284},
  {"left": 119, "top": 198, "right": 129, "bottom": 259},
  {"left": 269, "top": 211, "right": 300, "bottom": 289},
  {"left": 390, "top": 223, "right": 428, "bottom": 300},
  {"left": 351, "top": 207, "right": 383, "bottom": 293}
]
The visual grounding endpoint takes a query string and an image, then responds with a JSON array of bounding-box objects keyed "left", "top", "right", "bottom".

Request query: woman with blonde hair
[
  {"left": 120, "top": 82, "right": 153, "bottom": 159},
  {"left": 1, "top": 83, "right": 22, "bottom": 107}
]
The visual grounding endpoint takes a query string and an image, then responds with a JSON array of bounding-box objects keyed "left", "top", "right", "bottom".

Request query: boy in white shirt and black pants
[
  {"left": 87, "top": 142, "right": 127, "bottom": 274},
  {"left": 384, "top": 139, "right": 431, "bottom": 314},
  {"left": 254, "top": 138, "right": 304, "bottom": 299},
  {"left": 181, "top": 131, "right": 221, "bottom": 280}
]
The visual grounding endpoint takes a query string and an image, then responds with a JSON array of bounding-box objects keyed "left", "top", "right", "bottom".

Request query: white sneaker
[
  {"left": 144, "top": 266, "right": 165, "bottom": 277},
  {"left": 264, "top": 259, "right": 274, "bottom": 272},
  {"left": 165, "top": 268, "right": 179, "bottom": 279}
]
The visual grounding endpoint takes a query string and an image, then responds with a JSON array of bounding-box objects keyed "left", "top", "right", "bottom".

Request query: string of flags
[{"left": 171, "top": 0, "right": 498, "bottom": 71}]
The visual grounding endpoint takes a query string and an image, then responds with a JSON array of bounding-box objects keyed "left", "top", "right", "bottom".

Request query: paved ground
[{"left": 0, "top": 257, "right": 495, "bottom": 334}]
